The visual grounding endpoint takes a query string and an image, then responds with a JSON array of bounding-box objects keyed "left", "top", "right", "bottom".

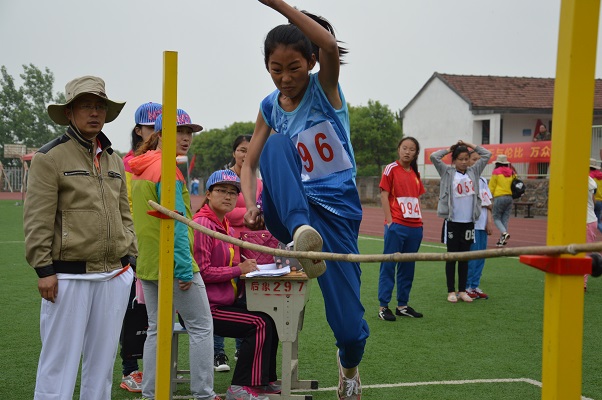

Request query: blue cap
[
  {"left": 154, "top": 108, "right": 203, "bottom": 133},
  {"left": 206, "top": 169, "right": 241, "bottom": 192},
  {"left": 134, "top": 102, "right": 162, "bottom": 125}
]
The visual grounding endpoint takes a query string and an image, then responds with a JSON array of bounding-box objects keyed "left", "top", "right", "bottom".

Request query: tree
[
  {"left": 349, "top": 100, "right": 402, "bottom": 176},
  {"left": 190, "top": 121, "right": 255, "bottom": 179},
  {"left": 0, "top": 64, "right": 65, "bottom": 165}
]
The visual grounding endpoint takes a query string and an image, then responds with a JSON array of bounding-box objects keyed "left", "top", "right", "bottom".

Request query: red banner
[{"left": 424, "top": 141, "right": 551, "bottom": 164}]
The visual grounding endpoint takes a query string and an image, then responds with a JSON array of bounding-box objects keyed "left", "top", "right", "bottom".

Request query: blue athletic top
[{"left": 260, "top": 73, "right": 362, "bottom": 221}]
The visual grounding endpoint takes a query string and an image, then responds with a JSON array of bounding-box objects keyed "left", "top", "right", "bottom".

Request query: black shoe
[
  {"left": 396, "top": 306, "right": 423, "bottom": 318},
  {"left": 378, "top": 307, "right": 396, "bottom": 321},
  {"left": 214, "top": 353, "right": 230, "bottom": 372},
  {"left": 234, "top": 349, "right": 240, "bottom": 361}
]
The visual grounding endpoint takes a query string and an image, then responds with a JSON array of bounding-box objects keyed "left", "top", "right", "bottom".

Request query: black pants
[
  {"left": 442, "top": 220, "right": 475, "bottom": 292},
  {"left": 212, "top": 302, "right": 278, "bottom": 387}
]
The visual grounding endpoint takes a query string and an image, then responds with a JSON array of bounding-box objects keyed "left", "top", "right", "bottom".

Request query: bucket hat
[
  {"left": 135, "top": 102, "right": 162, "bottom": 125},
  {"left": 495, "top": 154, "right": 511, "bottom": 164},
  {"left": 590, "top": 158, "right": 600, "bottom": 170},
  {"left": 47, "top": 76, "right": 125, "bottom": 125},
  {"left": 154, "top": 108, "right": 203, "bottom": 133},
  {"left": 206, "top": 169, "right": 240, "bottom": 192}
]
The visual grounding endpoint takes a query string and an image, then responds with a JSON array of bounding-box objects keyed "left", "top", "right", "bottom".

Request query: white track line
[
  {"left": 164, "top": 378, "right": 595, "bottom": 400},
  {"left": 286, "top": 378, "right": 594, "bottom": 400}
]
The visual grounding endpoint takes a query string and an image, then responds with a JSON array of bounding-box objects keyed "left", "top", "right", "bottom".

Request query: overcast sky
[{"left": 2, "top": 0, "right": 602, "bottom": 153}]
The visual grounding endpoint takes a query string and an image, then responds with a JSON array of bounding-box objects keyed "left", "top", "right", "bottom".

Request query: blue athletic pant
[
  {"left": 378, "top": 223, "right": 423, "bottom": 308},
  {"left": 259, "top": 133, "right": 369, "bottom": 369},
  {"left": 467, "top": 229, "right": 487, "bottom": 289}
]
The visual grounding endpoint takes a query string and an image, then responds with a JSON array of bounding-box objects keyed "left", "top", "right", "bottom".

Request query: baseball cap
[
  {"left": 135, "top": 102, "right": 162, "bottom": 125},
  {"left": 206, "top": 169, "right": 241, "bottom": 192},
  {"left": 154, "top": 108, "right": 203, "bottom": 133}
]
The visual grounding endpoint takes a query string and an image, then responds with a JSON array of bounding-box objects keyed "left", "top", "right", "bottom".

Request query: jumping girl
[
  {"left": 431, "top": 140, "right": 492, "bottom": 303},
  {"left": 240, "top": 1, "right": 368, "bottom": 399}
]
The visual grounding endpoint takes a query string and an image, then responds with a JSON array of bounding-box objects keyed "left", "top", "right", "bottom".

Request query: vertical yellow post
[
  {"left": 155, "top": 50, "right": 178, "bottom": 400},
  {"left": 543, "top": 1, "right": 599, "bottom": 399}
]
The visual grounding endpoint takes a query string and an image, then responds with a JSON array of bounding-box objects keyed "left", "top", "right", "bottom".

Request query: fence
[{"left": 1, "top": 167, "right": 24, "bottom": 192}]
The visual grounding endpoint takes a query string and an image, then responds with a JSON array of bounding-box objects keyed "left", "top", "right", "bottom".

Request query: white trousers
[{"left": 34, "top": 268, "right": 133, "bottom": 400}]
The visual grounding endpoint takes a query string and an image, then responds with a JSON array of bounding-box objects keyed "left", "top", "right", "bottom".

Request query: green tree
[
  {"left": 190, "top": 121, "right": 255, "bottom": 180},
  {"left": 0, "top": 64, "right": 65, "bottom": 165},
  {"left": 349, "top": 100, "right": 402, "bottom": 176}
]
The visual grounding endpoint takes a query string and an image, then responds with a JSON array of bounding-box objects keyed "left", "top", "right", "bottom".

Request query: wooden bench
[{"left": 514, "top": 201, "right": 535, "bottom": 218}]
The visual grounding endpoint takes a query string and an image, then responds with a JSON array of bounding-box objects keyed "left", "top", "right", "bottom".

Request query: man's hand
[
  {"left": 178, "top": 280, "right": 192, "bottom": 291},
  {"left": 38, "top": 275, "right": 58, "bottom": 303}
]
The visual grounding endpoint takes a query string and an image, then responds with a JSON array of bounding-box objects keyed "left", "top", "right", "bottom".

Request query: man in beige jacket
[{"left": 24, "top": 75, "right": 137, "bottom": 400}]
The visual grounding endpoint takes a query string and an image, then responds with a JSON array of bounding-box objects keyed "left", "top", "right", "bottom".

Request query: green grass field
[{"left": 1, "top": 199, "right": 601, "bottom": 399}]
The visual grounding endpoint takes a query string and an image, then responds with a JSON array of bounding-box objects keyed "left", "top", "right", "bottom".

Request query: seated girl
[{"left": 193, "top": 169, "right": 279, "bottom": 400}]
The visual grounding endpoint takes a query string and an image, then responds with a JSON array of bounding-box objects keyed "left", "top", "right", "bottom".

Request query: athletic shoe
[
  {"left": 214, "top": 353, "right": 231, "bottom": 372},
  {"left": 337, "top": 350, "right": 361, "bottom": 400},
  {"left": 120, "top": 370, "right": 143, "bottom": 393},
  {"left": 447, "top": 292, "right": 458, "bottom": 303},
  {"left": 378, "top": 307, "right": 396, "bottom": 321},
  {"left": 255, "top": 382, "right": 282, "bottom": 394},
  {"left": 234, "top": 349, "right": 240, "bottom": 361},
  {"left": 496, "top": 240, "right": 504, "bottom": 247},
  {"left": 500, "top": 232, "right": 510, "bottom": 246},
  {"left": 395, "top": 306, "right": 423, "bottom": 318},
  {"left": 226, "top": 385, "right": 269, "bottom": 400},
  {"left": 458, "top": 292, "right": 473, "bottom": 302},
  {"left": 293, "top": 225, "right": 326, "bottom": 278},
  {"left": 474, "top": 287, "right": 489, "bottom": 299},
  {"left": 466, "top": 288, "right": 478, "bottom": 299}
]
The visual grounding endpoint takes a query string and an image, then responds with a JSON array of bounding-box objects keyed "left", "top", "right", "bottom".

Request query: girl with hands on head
[{"left": 430, "top": 139, "right": 492, "bottom": 303}]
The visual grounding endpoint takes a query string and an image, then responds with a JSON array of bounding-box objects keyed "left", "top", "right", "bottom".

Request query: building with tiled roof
[{"left": 401, "top": 72, "right": 602, "bottom": 170}]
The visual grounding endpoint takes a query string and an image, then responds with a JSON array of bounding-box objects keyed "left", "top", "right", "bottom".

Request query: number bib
[
  {"left": 396, "top": 196, "right": 422, "bottom": 219},
  {"left": 294, "top": 121, "right": 353, "bottom": 181},
  {"left": 453, "top": 175, "right": 475, "bottom": 198}
]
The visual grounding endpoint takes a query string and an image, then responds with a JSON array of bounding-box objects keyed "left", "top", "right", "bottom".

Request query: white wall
[{"left": 403, "top": 78, "right": 474, "bottom": 153}]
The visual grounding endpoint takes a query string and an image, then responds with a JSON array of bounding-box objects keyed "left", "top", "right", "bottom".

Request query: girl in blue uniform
[{"left": 241, "top": 1, "right": 367, "bottom": 399}]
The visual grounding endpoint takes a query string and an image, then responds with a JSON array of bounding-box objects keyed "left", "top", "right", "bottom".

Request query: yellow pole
[
  {"left": 155, "top": 50, "right": 178, "bottom": 400},
  {"left": 543, "top": 1, "right": 599, "bottom": 399}
]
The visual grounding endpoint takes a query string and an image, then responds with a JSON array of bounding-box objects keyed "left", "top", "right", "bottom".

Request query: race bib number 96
[
  {"left": 396, "top": 196, "right": 422, "bottom": 219},
  {"left": 295, "top": 121, "right": 353, "bottom": 181}
]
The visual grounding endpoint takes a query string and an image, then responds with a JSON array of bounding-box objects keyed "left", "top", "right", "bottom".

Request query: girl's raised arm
[{"left": 258, "top": 0, "right": 341, "bottom": 106}]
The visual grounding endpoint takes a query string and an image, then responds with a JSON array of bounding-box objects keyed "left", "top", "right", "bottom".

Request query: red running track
[{"left": 0, "top": 192, "right": 549, "bottom": 248}]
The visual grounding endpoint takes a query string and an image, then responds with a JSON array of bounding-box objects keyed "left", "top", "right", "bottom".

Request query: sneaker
[
  {"left": 293, "top": 225, "right": 326, "bottom": 278},
  {"left": 337, "top": 350, "right": 361, "bottom": 400},
  {"left": 378, "top": 307, "right": 396, "bottom": 321},
  {"left": 447, "top": 292, "right": 458, "bottom": 303},
  {"left": 234, "top": 348, "right": 240, "bottom": 361},
  {"left": 474, "top": 287, "right": 489, "bottom": 299},
  {"left": 466, "top": 288, "right": 478, "bottom": 299},
  {"left": 214, "top": 353, "right": 231, "bottom": 372},
  {"left": 500, "top": 232, "right": 510, "bottom": 246},
  {"left": 458, "top": 292, "right": 473, "bottom": 302},
  {"left": 496, "top": 240, "right": 503, "bottom": 247},
  {"left": 120, "top": 370, "right": 143, "bottom": 393},
  {"left": 255, "top": 382, "right": 282, "bottom": 394},
  {"left": 226, "top": 385, "right": 269, "bottom": 400},
  {"left": 395, "top": 306, "right": 423, "bottom": 318}
]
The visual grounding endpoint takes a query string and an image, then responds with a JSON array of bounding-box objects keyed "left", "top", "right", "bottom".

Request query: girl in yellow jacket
[{"left": 488, "top": 155, "right": 515, "bottom": 246}]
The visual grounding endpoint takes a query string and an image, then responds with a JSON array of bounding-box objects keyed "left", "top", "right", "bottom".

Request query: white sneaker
[
  {"left": 337, "top": 350, "right": 361, "bottom": 400},
  {"left": 292, "top": 225, "right": 326, "bottom": 278}
]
